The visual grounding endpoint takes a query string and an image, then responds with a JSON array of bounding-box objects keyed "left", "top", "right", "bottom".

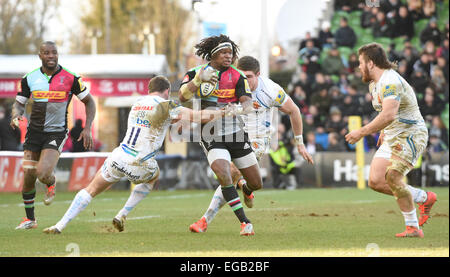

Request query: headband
[{"left": 210, "top": 42, "right": 233, "bottom": 57}]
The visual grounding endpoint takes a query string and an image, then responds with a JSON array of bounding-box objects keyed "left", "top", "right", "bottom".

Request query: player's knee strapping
[{"left": 22, "top": 159, "right": 37, "bottom": 170}]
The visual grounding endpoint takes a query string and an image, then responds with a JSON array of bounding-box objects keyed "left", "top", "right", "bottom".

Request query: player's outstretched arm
[
  {"left": 345, "top": 98, "right": 398, "bottom": 144},
  {"left": 173, "top": 107, "right": 224, "bottom": 124},
  {"left": 279, "top": 98, "right": 314, "bottom": 164}
]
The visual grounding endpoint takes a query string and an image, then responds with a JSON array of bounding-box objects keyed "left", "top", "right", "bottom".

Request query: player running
[
  {"left": 188, "top": 56, "right": 314, "bottom": 233},
  {"left": 43, "top": 76, "right": 227, "bottom": 234},
  {"left": 345, "top": 43, "right": 437, "bottom": 238},
  {"left": 12, "top": 41, "right": 96, "bottom": 230},
  {"left": 179, "top": 35, "right": 262, "bottom": 236}
]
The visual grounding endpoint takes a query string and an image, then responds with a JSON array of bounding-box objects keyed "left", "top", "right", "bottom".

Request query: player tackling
[
  {"left": 345, "top": 43, "right": 437, "bottom": 238},
  {"left": 43, "top": 76, "right": 227, "bottom": 234},
  {"left": 189, "top": 56, "right": 314, "bottom": 233}
]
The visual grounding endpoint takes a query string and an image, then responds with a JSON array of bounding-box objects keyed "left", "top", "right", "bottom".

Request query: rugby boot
[
  {"left": 189, "top": 217, "right": 208, "bottom": 233},
  {"left": 15, "top": 218, "right": 37, "bottom": 230},
  {"left": 43, "top": 226, "right": 61, "bottom": 234},
  {"left": 43, "top": 179, "right": 56, "bottom": 206},
  {"left": 418, "top": 191, "right": 437, "bottom": 226},
  {"left": 240, "top": 222, "right": 255, "bottom": 236},
  {"left": 395, "top": 226, "right": 424, "bottom": 238},
  {"left": 112, "top": 215, "right": 126, "bottom": 232}
]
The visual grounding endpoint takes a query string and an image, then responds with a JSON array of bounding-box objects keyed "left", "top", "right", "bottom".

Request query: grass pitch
[{"left": 0, "top": 187, "right": 448, "bottom": 257}]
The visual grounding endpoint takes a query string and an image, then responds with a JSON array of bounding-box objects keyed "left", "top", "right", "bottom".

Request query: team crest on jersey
[
  {"left": 382, "top": 84, "right": 397, "bottom": 98},
  {"left": 275, "top": 90, "right": 286, "bottom": 105}
]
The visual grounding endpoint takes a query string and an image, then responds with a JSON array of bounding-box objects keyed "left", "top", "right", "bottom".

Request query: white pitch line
[
  {"left": 86, "top": 215, "right": 160, "bottom": 222},
  {"left": 0, "top": 192, "right": 208, "bottom": 208}
]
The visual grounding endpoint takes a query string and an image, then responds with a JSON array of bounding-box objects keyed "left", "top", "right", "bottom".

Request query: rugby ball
[{"left": 199, "top": 81, "right": 217, "bottom": 97}]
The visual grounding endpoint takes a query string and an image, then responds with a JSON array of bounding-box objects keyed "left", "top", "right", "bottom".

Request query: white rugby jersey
[
  {"left": 243, "top": 76, "right": 289, "bottom": 139},
  {"left": 120, "top": 95, "right": 180, "bottom": 161},
  {"left": 370, "top": 69, "right": 427, "bottom": 140}
]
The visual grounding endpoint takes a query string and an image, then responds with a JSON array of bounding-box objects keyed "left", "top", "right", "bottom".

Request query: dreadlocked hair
[{"left": 195, "top": 34, "right": 239, "bottom": 61}]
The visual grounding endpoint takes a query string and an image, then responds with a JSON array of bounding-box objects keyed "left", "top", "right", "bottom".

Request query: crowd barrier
[{"left": 0, "top": 150, "right": 448, "bottom": 192}]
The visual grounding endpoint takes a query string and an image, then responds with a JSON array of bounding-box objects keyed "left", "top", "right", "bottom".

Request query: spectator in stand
[
  {"left": 325, "top": 106, "right": 348, "bottom": 140},
  {"left": 340, "top": 85, "right": 362, "bottom": 118},
  {"left": 299, "top": 32, "right": 321, "bottom": 52},
  {"left": 318, "top": 21, "right": 334, "bottom": 50},
  {"left": 422, "top": 0, "right": 437, "bottom": 19},
  {"left": 334, "top": 0, "right": 360, "bottom": 12},
  {"left": 372, "top": 10, "right": 394, "bottom": 38},
  {"left": 393, "top": 5, "right": 415, "bottom": 39},
  {"left": 387, "top": 43, "right": 403, "bottom": 62},
  {"left": 409, "top": 68, "right": 430, "bottom": 95},
  {"left": 293, "top": 71, "right": 312, "bottom": 99},
  {"left": 305, "top": 131, "right": 325, "bottom": 154},
  {"left": 431, "top": 67, "right": 447, "bottom": 94},
  {"left": 436, "top": 38, "right": 449, "bottom": 61},
  {"left": 347, "top": 53, "right": 359, "bottom": 73},
  {"left": 361, "top": 92, "right": 377, "bottom": 119},
  {"left": 401, "top": 46, "right": 419, "bottom": 77},
  {"left": 302, "top": 114, "right": 317, "bottom": 136},
  {"left": 338, "top": 72, "right": 350, "bottom": 94},
  {"left": 407, "top": 0, "right": 424, "bottom": 20},
  {"left": 327, "top": 132, "right": 347, "bottom": 151},
  {"left": 70, "top": 119, "right": 87, "bottom": 152},
  {"left": 321, "top": 45, "right": 346, "bottom": 76},
  {"left": 423, "top": 40, "right": 437, "bottom": 64},
  {"left": 334, "top": 17, "right": 357, "bottom": 48},
  {"left": 329, "top": 86, "right": 343, "bottom": 107},
  {"left": 413, "top": 52, "right": 433, "bottom": 77},
  {"left": 0, "top": 105, "right": 21, "bottom": 151},
  {"left": 397, "top": 60, "right": 411, "bottom": 80},
  {"left": 419, "top": 86, "right": 446, "bottom": 121},
  {"left": 290, "top": 84, "right": 309, "bottom": 115},
  {"left": 308, "top": 105, "right": 326, "bottom": 129},
  {"left": 429, "top": 116, "right": 449, "bottom": 147},
  {"left": 380, "top": 0, "right": 402, "bottom": 16},
  {"left": 435, "top": 56, "right": 449, "bottom": 83},
  {"left": 310, "top": 72, "right": 332, "bottom": 99},
  {"left": 299, "top": 39, "right": 321, "bottom": 82},
  {"left": 420, "top": 18, "right": 442, "bottom": 47},
  {"left": 310, "top": 87, "right": 332, "bottom": 117},
  {"left": 361, "top": 5, "right": 377, "bottom": 28},
  {"left": 403, "top": 38, "right": 420, "bottom": 56}
]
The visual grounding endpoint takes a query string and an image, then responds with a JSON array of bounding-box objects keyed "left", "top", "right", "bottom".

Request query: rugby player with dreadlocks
[{"left": 179, "top": 35, "right": 260, "bottom": 236}]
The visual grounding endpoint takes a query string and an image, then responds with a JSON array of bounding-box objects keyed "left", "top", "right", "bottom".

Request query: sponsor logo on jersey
[
  {"left": 253, "top": 101, "right": 261, "bottom": 109},
  {"left": 32, "top": 90, "right": 66, "bottom": 100},
  {"left": 382, "top": 84, "right": 397, "bottom": 98},
  {"left": 275, "top": 90, "right": 286, "bottom": 105},
  {"left": 212, "top": 89, "right": 235, "bottom": 98},
  {"left": 136, "top": 118, "right": 151, "bottom": 128},
  {"left": 133, "top": 105, "right": 154, "bottom": 111}
]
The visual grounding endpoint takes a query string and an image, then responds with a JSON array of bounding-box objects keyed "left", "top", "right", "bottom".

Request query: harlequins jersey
[{"left": 16, "top": 65, "right": 89, "bottom": 133}]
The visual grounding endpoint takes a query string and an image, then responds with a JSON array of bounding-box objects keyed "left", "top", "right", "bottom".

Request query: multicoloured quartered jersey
[
  {"left": 120, "top": 95, "right": 181, "bottom": 162},
  {"left": 16, "top": 65, "right": 89, "bottom": 133},
  {"left": 370, "top": 69, "right": 427, "bottom": 140},
  {"left": 243, "top": 76, "right": 289, "bottom": 139},
  {"left": 181, "top": 64, "right": 252, "bottom": 136}
]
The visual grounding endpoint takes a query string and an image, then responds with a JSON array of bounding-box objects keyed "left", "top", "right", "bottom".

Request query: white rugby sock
[
  {"left": 55, "top": 189, "right": 92, "bottom": 231},
  {"left": 203, "top": 185, "right": 226, "bottom": 224},
  {"left": 406, "top": 185, "right": 428, "bottom": 204},
  {"left": 116, "top": 183, "right": 151, "bottom": 219},
  {"left": 401, "top": 208, "right": 419, "bottom": 228}
]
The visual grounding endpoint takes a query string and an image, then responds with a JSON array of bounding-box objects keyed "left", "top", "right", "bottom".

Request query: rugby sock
[
  {"left": 22, "top": 189, "right": 36, "bottom": 221},
  {"left": 116, "top": 183, "right": 151, "bottom": 218},
  {"left": 406, "top": 185, "right": 428, "bottom": 204},
  {"left": 203, "top": 185, "right": 226, "bottom": 224},
  {"left": 221, "top": 184, "right": 250, "bottom": 223},
  {"left": 55, "top": 189, "right": 92, "bottom": 231},
  {"left": 401, "top": 208, "right": 419, "bottom": 228}
]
